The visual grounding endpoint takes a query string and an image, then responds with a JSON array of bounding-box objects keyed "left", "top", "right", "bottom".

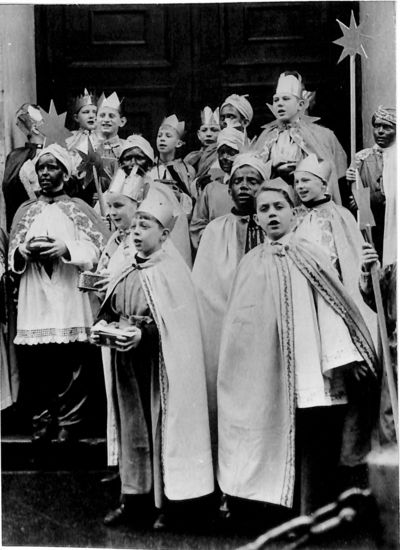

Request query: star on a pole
[
  {"left": 39, "top": 100, "right": 72, "bottom": 148},
  {"left": 333, "top": 11, "right": 369, "bottom": 63}
]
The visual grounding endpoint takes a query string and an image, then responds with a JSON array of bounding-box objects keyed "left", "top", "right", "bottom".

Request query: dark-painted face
[
  {"left": 229, "top": 165, "right": 263, "bottom": 211},
  {"left": 372, "top": 117, "right": 396, "bottom": 148},
  {"left": 35, "top": 154, "right": 67, "bottom": 194},
  {"left": 220, "top": 105, "right": 246, "bottom": 129},
  {"left": 217, "top": 144, "right": 239, "bottom": 173},
  {"left": 119, "top": 147, "right": 152, "bottom": 176}
]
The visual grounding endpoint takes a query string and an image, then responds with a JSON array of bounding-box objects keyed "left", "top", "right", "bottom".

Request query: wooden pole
[
  {"left": 93, "top": 165, "right": 106, "bottom": 217},
  {"left": 350, "top": 54, "right": 356, "bottom": 162},
  {"left": 365, "top": 225, "right": 398, "bottom": 442}
]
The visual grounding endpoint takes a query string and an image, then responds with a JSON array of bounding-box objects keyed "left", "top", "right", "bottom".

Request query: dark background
[{"left": 34, "top": 2, "right": 361, "bottom": 156}]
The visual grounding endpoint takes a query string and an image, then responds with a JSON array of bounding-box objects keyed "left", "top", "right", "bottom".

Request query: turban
[
  {"left": 374, "top": 106, "right": 396, "bottom": 126},
  {"left": 217, "top": 127, "right": 245, "bottom": 152},
  {"left": 221, "top": 94, "right": 253, "bottom": 124},
  {"left": 229, "top": 152, "right": 271, "bottom": 183},
  {"left": 120, "top": 134, "right": 155, "bottom": 164},
  {"left": 35, "top": 144, "right": 73, "bottom": 177}
]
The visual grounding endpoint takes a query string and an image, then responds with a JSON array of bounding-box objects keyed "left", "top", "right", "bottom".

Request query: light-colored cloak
[{"left": 217, "top": 238, "right": 378, "bottom": 507}]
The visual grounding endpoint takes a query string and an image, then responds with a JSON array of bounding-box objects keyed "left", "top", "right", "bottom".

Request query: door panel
[{"left": 35, "top": 2, "right": 359, "bottom": 153}]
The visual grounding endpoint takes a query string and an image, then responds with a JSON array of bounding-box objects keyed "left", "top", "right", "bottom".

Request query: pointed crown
[
  {"left": 160, "top": 114, "right": 185, "bottom": 138},
  {"left": 108, "top": 168, "right": 149, "bottom": 203},
  {"left": 98, "top": 92, "right": 122, "bottom": 112},
  {"left": 72, "top": 89, "right": 97, "bottom": 114},
  {"left": 294, "top": 154, "right": 332, "bottom": 184},
  {"left": 200, "top": 106, "right": 220, "bottom": 127},
  {"left": 275, "top": 72, "right": 303, "bottom": 98},
  {"left": 136, "top": 187, "right": 176, "bottom": 230}
]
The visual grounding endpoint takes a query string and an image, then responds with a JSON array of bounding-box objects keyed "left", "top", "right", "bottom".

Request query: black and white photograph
[{"left": 0, "top": 1, "right": 397, "bottom": 549}]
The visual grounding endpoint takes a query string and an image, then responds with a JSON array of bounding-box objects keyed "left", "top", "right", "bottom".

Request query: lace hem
[{"left": 14, "top": 328, "right": 90, "bottom": 345}]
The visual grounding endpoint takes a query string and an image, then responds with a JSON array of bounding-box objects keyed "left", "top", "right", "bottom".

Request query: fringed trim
[{"left": 14, "top": 326, "right": 90, "bottom": 345}]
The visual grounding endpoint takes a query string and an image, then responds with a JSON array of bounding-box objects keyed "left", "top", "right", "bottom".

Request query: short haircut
[{"left": 256, "top": 184, "right": 294, "bottom": 208}]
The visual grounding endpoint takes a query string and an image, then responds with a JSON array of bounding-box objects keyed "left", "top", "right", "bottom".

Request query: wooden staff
[
  {"left": 364, "top": 224, "right": 398, "bottom": 442},
  {"left": 93, "top": 165, "right": 106, "bottom": 218}
]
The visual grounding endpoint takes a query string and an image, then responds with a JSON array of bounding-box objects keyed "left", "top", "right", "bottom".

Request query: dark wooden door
[{"left": 35, "top": 2, "right": 359, "bottom": 154}]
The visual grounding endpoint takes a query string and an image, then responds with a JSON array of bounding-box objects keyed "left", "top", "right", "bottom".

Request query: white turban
[
  {"left": 217, "top": 127, "right": 245, "bottom": 152},
  {"left": 120, "top": 134, "right": 155, "bottom": 164},
  {"left": 35, "top": 144, "right": 73, "bottom": 177},
  {"left": 229, "top": 153, "right": 271, "bottom": 183},
  {"left": 221, "top": 94, "right": 253, "bottom": 124}
]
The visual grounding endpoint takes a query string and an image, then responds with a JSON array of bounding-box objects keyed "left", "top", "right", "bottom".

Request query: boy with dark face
[
  {"left": 217, "top": 178, "right": 378, "bottom": 518},
  {"left": 220, "top": 94, "right": 253, "bottom": 131},
  {"left": 346, "top": 106, "right": 396, "bottom": 262},
  {"left": 8, "top": 144, "right": 109, "bottom": 444},
  {"left": 192, "top": 152, "right": 268, "bottom": 460},
  {"left": 189, "top": 126, "right": 244, "bottom": 249}
]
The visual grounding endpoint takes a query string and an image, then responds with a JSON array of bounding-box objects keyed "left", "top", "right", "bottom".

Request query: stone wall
[
  {"left": 360, "top": 1, "right": 396, "bottom": 148},
  {"left": 0, "top": 5, "right": 36, "bottom": 230}
]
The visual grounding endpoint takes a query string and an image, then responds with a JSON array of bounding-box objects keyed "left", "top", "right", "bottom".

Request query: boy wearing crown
[
  {"left": 2, "top": 103, "right": 46, "bottom": 230},
  {"left": 294, "top": 154, "right": 377, "bottom": 346},
  {"left": 190, "top": 126, "right": 244, "bottom": 249},
  {"left": 96, "top": 92, "right": 127, "bottom": 190},
  {"left": 217, "top": 179, "right": 378, "bottom": 517},
  {"left": 192, "top": 153, "right": 268, "bottom": 459},
  {"left": 8, "top": 143, "right": 109, "bottom": 444},
  {"left": 66, "top": 89, "right": 99, "bottom": 153},
  {"left": 346, "top": 106, "right": 396, "bottom": 264},
  {"left": 94, "top": 188, "right": 213, "bottom": 529},
  {"left": 111, "top": 135, "right": 192, "bottom": 266},
  {"left": 149, "top": 115, "right": 195, "bottom": 214},
  {"left": 256, "top": 71, "right": 347, "bottom": 205},
  {"left": 220, "top": 94, "right": 253, "bottom": 132},
  {"left": 184, "top": 106, "right": 220, "bottom": 180}
]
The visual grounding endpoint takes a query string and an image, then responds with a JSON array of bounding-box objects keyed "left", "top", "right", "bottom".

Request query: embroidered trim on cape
[
  {"left": 274, "top": 252, "right": 296, "bottom": 508},
  {"left": 14, "top": 326, "right": 90, "bottom": 345}
]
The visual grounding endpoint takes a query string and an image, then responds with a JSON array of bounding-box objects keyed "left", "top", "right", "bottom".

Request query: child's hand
[
  {"left": 275, "top": 161, "right": 297, "bottom": 176},
  {"left": 94, "top": 273, "right": 111, "bottom": 292},
  {"left": 90, "top": 320, "right": 108, "bottom": 345},
  {"left": 346, "top": 167, "right": 357, "bottom": 182},
  {"left": 351, "top": 362, "right": 371, "bottom": 381},
  {"left": 18, "top": 241, "right": 33, "bottom": 261},
  {"left": 361, "top": 243, "right": 379, "bottom": 272},
  {"left": 38, "top": 238, "right": 69, "bottom": 260},
  {"left": 115, "top": 326, "right": 142, "bottom": 352}
]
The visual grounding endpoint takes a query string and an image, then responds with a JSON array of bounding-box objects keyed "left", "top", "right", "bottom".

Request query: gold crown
[{"left": 98, "top": 92, "right": 122, "bottom": 111}]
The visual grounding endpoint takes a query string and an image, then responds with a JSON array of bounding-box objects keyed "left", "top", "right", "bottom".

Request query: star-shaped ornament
[
  {"left": 76, "top": 137, "right": 109, "bottom": 190},
  {"left": 39, "top": 100, "right": 72, "bottom": 147},
  {"left": 333, "top": 11, "right": 369, "bottom": 63}
]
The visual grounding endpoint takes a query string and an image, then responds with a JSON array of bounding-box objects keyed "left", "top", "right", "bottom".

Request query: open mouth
[{"left": 268, "top": 220, "right": 279, "bottom": 228}]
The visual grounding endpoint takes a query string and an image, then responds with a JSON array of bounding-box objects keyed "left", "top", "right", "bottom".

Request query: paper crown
[
  {"left": 72, "top": 89, "right": 97, "bottom": 114},
  {"left": 374, "top": 106, "right": 396, "bottom": 126},
  {"left": 200, "top": 106, "right": 220, "bottom": 126},
  {"left": 275, "top": 73, "right": 303, "bottom": 98},
  {"left": 108, "top": 168, "right": 149, "bottom": 203},
  {"left": 136, "top": 187, "right": 176, "bottom": 229},
  {"left": 160, "top": 114, "right": 185, "bottom": 137},
  {"left": 294, "top": 154, "right": 332, "bottom": 183},
  {"left": 97, "top": 92, "right": 122, "bottom": 111},
  {"left": 120, "top": 135, "right": 155, "bottom": 163},
  {"left": 217, "top": 126, "right": 245, "bottom": 151},
  {"left": 15, "top": 103, "right": 44, "bottom": 136},
  {"left": 259, "top": 177, "right": 295, "bottom": 205}
]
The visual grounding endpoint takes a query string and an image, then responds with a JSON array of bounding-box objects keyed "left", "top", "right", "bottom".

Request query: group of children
[{"left": 1, "top": 70, "right": 397, "bottom": 531}]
